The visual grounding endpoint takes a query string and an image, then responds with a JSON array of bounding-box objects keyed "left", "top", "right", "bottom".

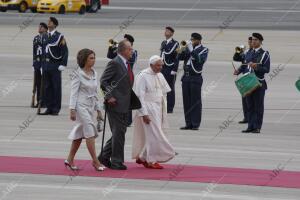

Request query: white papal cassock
[{"left": 132, "top": 67, "right": 176, "bottom": 163}]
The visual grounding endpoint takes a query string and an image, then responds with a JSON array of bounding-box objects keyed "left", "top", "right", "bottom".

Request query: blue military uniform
[
  {"left": 107, "top": 46, "right": 117, "bottom": 59},
  {"left": 178, "top": 44, "right": 209, "bottom": 129},
  {"left": 32, "top": 34, "right": 44, "bottom": 105},
  {"left": 160, "top": 38, "right": 179, "bottom": 113},
  {"left": 42, "top": 30, "right": 68, "bottom": 114},
  {"left": 233, "top": 48, "right": 253, "bottom": 122},
  {"left": 246, "top": 48, "right": 270, "bottom": 131}
]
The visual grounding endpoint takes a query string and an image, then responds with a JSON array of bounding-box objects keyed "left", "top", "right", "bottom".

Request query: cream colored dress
[
  {"left": 132, "top": 67, "right": 176, "bottom": 163},
  {"left": 68, "top": 68, "right": 101, "bottom": 140}
]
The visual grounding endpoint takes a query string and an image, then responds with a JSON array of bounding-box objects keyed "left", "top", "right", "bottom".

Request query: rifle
[
  {"left": 31, "top": 70, "right": 37, "bottom": 108},
  {"left": 37, "top": 72, "right": 44, "bottom": 114}
]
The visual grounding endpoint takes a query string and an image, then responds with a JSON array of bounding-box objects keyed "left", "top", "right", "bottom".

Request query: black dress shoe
[
  {"left": 38, "top": 110, "right": 52, "bottom": 115},
  {"left": 167, "top": 110, "right": 173, "bottom": 114},
  {"left": 50, "top": 112, "right": 59, "bottom": 116},
  {"left": 191, "top": 127, "right": 199, "bottom": 130},
  {"left": 238, "top": 119, "right": 248, "bottom": 124},
  {"left": 98, "top": 157, "right": 111, "bottom": 168},
  {"left": 110, "top": 163, "right": 127, "bottom": 170},
  {"left": 242, "top": 129, "right": 253, "bottom": 133},
  {"left": 180, "top": 126, "right": 192, "bottom": 130},
  {"left": 252, "top": 129, "right": 260, "bottom": 134}
]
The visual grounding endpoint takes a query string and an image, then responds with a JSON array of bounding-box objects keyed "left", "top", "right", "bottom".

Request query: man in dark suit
[
  {"left": 98, "top": 40, "right": 135, "bottom": 170},
  {"left": 106, "top": 34, "right": 138, "bottom": 126}
]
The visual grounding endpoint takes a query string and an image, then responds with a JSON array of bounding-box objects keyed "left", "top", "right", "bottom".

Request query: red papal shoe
[
  {"left": 146, "top": 162, "right": 164, "bottom": 169},
  {"left": 153, "top": 163, "right": 164, "bottom": 169},
  {"left": 136, "top": 158, "right": 146, "bottom": 165}
]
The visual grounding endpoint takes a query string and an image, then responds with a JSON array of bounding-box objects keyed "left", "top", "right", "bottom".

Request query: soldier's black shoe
[
  {"left": 238, "top": 119, "right": 248, "bottom": 124},
  {"left": 180, "top": 126, "right": 192, "bottom": 130},
  {"left": 252, "top": 129, "right": 260, "bottom": 134},
  {"left": 191, "top": 127, "right": 199, "bottom": 130},
  {"left": 39, "top": 109, "right": 52, "bottom": 115},
  {"left": 242, "top": 129, "right": 253, "bottom": 133},
  {"left": 167, "top": 110, "right": 173, "bottom": 113},
  {"left": 50, "top": 112, "right": 59, "bottom": 116}
]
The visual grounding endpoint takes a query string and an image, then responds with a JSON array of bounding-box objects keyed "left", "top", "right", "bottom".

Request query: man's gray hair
[{"left": 117, "top": 40, "right": 130, "bottom": 53}]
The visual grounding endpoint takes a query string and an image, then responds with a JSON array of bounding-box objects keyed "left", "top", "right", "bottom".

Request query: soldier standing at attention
[
  {"left": 32, "top": 22, "right": 48, "bottom": 108},
  {"left": 160, "top": 26, "right": 179, "bottom": 113},
  {"left": 39, "top": 17, "right": 68, "bottom": 116}
]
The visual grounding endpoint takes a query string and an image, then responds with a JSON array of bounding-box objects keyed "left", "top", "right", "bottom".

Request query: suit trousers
[{"left": 101, "top": 110, "right": 128, "bottom": 164}]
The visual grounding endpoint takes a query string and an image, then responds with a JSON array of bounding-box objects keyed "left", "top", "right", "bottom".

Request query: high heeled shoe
[
  {"left": 64, "top": 160, "right": 79, "bottom": 171},
  {"left": 92, "top": 163, "right": 105, "bottom": 171}
]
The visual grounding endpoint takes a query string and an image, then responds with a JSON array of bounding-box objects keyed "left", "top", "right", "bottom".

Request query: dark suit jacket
[{"left": 100, "top": 55, "right": 140, "bottom": 113}]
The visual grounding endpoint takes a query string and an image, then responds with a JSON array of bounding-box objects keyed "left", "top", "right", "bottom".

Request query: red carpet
[{"left": 0, "top": 156, "right": 300, "bottom": 189}]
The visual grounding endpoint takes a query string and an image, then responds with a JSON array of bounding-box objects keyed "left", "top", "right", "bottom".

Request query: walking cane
[{"left": 100, "top": 104, "right": 107, "bottom": 158}]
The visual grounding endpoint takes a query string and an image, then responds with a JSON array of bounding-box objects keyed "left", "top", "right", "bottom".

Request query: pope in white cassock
[{"left": 132, "top": 55, "right": 176, "bottom": 169}]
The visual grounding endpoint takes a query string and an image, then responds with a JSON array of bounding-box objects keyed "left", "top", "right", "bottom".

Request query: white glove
[
  {"left": 58, "top": 65, "right": 66, "bottom": 71},
  {"left": 170, "top": 71, "right": 177, "bottom": 75},
  {"left": 187, "top": 41, "right": 193, "bottom": 52},
  {"left": 40, "top": 68, "right": 43, "bottom": 75},
  {"left": 32, "top": 67, "right": 35, "bottom": 71}
]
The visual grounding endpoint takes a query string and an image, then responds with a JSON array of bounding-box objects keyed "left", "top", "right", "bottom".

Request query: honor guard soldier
[
  {"left": 233, "top": 37, "right": 253, "bottom": 124},
  {"left": 107, "top": 34, "right": 137, "bottom": 70},
  {"left": 160, "top": 26, "right": 179, "bottom": 113},
  {"left": 32, "top": 22, "right": 48, "bottom": 108},
  {"left": 106, "top": 34, "right": 137, "bottom": 126},
  {"left": 40, "top": 17, "right": 68, "bottom": 115},
  {"left": 178, "top": 33, "right": 208, "bottom": 130},
  {"left": 242, "top": 33, "right": 270, "bottom": 134}
]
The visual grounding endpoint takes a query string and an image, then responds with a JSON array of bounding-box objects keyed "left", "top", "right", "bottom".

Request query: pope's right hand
[
  {"left": 142, "top": 115, "right": 151, "bottom": 124},
  {"left": 70, "top": 109, "right": 76, "bottom": 121}
]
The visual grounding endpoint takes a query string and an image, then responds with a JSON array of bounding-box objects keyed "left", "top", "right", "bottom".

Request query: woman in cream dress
[{"left": 65, "top": 49, "right": 105, "bottom": 171}]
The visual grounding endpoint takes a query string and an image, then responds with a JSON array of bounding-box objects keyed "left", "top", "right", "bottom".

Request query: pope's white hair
[{"left": 149, "top": 55, "right": 162, "bottom": 66}]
